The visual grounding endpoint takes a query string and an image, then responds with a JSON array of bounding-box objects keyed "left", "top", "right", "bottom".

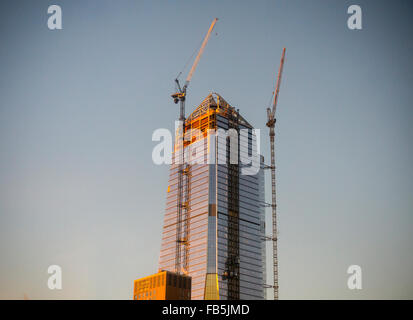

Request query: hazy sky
[{"left": 0, "top": 0, "right": 412, "bottom": 299}]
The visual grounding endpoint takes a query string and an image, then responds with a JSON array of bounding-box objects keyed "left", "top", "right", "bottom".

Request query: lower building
[{"left": 133, "top": 271, "right": 191, "bottom": 300}]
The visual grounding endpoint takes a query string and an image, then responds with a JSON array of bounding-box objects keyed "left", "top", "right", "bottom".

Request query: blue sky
[{"left": 0, "top": 0, "right": 412, "bottom": 299}]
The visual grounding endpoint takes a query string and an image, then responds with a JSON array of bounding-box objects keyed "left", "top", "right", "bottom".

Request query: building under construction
[
  {"left": 134, "top": 18, "right": 285, "bottom": 300},
  {"left": 158, "top": 93, "right": 266, "bottom": 300}
]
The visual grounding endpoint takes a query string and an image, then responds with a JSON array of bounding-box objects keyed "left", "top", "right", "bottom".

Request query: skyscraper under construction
[{"left": 158, "top": 93, "right": 266, "bottom": 300}]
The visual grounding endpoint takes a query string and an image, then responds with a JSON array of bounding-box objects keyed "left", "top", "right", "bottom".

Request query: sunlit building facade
[
  {"left": 133, "top": 271, "right": 191, "bottom": 300},
  {"left": 158, "top": 93, "right": 265, "bottom": 300}
]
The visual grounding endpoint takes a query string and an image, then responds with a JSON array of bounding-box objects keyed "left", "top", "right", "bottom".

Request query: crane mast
[
  {"left": 266, "top": 47, "right": 286, "bottom": 300},
  {"left": 171, "top": 18, "right": 218, "bottom": 275}
]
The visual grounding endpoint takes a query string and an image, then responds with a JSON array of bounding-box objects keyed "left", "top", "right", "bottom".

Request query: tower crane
[
  {"left": 171, "top": 18, "right": 218, "bottom": 116},
  {"left": 266, "top": 47, "right": 286, "bottom": 300},
  {"left": 171, "top": 18, "right": 218, "bottom": 275}
]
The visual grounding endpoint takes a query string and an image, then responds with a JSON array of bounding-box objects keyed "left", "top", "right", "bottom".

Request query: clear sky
[{"left": 0, "top": 0, "right": 412, "bottom": 299}]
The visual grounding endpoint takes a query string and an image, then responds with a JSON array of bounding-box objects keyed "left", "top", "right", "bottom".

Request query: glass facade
[{"left": 158, "top": 93, "right": 265, "bottom": 300}]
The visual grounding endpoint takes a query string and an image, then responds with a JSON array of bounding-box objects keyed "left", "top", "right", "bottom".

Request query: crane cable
[
  {"left": 175, "top": 27, "right": 218, "bottom": 88},
  {"left": 175, "top": 37, "right": 205, "bottom": 83}
]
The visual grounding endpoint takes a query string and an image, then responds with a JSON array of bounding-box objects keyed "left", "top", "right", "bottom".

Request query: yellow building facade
[{"left": 133, "top": 271, "right": 191, "bottom": 300}]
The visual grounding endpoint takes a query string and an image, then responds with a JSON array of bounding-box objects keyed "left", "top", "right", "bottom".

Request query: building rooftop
[{"left": 186, "top": 92, "right": 253, "bottom": 128}]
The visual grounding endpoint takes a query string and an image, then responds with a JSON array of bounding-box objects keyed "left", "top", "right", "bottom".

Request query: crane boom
[
  {"left": 185, "top": 18, "right": 218, "bottom": 87},
  {"left": 271, "top": 47, "right": 286, "bottom": 116}
]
